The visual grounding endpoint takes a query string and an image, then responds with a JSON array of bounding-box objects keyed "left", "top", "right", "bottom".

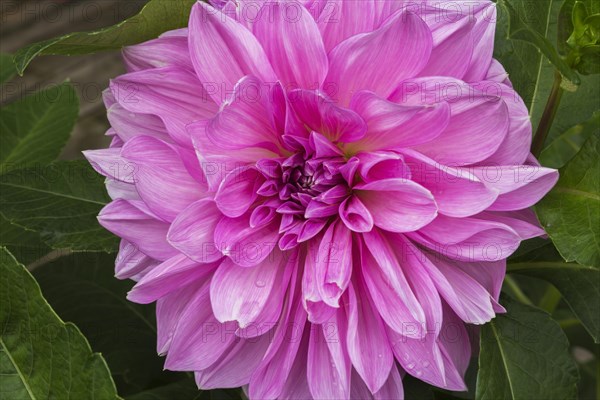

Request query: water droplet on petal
[
  {"left": 407, "top": 363, "right": 415, "bottom": 370},
  {"left": 422, "top": 361, "right": 430, "bottom": 368},
  {"left": 415, "top": 370, "right": 423, "bottom": 377}
]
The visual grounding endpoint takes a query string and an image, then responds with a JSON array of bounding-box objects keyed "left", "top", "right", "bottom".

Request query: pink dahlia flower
[{"left": 85, "top": 0, "right": 559, "bottom": 398}]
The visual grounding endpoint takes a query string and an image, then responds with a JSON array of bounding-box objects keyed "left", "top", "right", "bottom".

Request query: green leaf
[
  {"left": 0, "top": 82, "right": 78, "bottom": 172},
  {"left": 0, "top": 247, "right": 118, "bottom": 399},
  {"left": 539, "top": 110, "right": 600, "bottom": 168},
  {"left": 494, "top": 0, "right": 555, "bottom": 110},
  {"left": 33, "top": 252, "right": 172, "bottom": 395},
  {"left": 508, "top": 262, "right": 600, "bottom": 342},
  {"left": 0, "top": 53, "right": 16, "bottom": 85},
  {"left": 0, "top": 214, "right": 50, "bottom": 265},
  {"left": 14, "top": 0, "right": 196, "bottom": 75},
  {"left": 476, "top": 296, "right": 579, "bottom": 400},
  {"left": 498, "top": 0, "right": 581, "bottom": 86},
  {"left": 126, "top": 379, "right": 202, "bottom": 400},
  {"left": 537, "top": 134, "right": 600, "bottom": 267},
  {"left": 0, "top": 161, "right": 118, "bottom": 252}
]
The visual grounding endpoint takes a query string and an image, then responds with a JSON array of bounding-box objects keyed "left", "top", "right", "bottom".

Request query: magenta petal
[
  {"left": 349, "top": 91, "right": 451, "bottom": 151},
  {"left": 307, "top": 312, "right": 351, "bottom": 399},
  {"left": 215, "top": 167, "right": 263, "bottom": 218},
  {"left": 419, "top": 17, "right": 475, "bottom": 79},
  {"left": 110, "top": 66, "right": 217, "bottom": 147},
  {"left": 115, "top": 239, "right": 158, "bottom": 280},
  {"left": 98, "top": 199, "right": 177, "bottom": 261},
  {"left": 317, "top": 0, "right": 376, "bottom": 52},
  {"left": 195, "top": 334, "right": 271, "bottom": 389},
  {"left": 325, "top": 10, "right": 433, "bottom": 105},
  {"left": 123, "top": 33, "right": 192, "bottom": 72},
  {"left": 164, "top": 283, "right": 236, "bottom": 371},
  {"left": 315, "top": 221, "right": 352, "bottom": 307},
  {"left": 127, "top": 254, "right": 217, "bottom": 304},
  {"left": 361, "top": 231, "right": 426, "bottom": 338},
  {"left": 214, "top": 215, "right": 280, "bottom": 267},
  {"left": 411, "top": 214, "right": 522, "bottom": 262},
  {"left": 402, "top": 149, "right": 499, "bottom": 218},
  {"left": 374, "top": 364, "right": 404, "bottom": 400},
  {"left": 347, "top": 280, "right": 394, "bottom": 393},
  {"left": 339, "top": 195, "right": 374, "bottom": 233},
  {"left": 121, "top": 135, "right": 206, "bottom": 222},
  {"left": 167, "top": 199, "right": 223, "bottom": 263},
  {"left": 470, "top": 165, "right": 559, "bottom": 211},
  {"left": 253, "top": 2, "right": 328, "bottom": 89},
  {"left": 356, "top": 178, "right": 438, "bottom": 233},
  {"left": 188, "top": 2, "right": 276, "bottom": 104},
  {"left": 210, "top": 251, "right": 286, "bottom": 328}
]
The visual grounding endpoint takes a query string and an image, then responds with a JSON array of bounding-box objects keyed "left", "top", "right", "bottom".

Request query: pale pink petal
[
  {"left": 115, "top": 239, "right": 158, "bottom": 280},
  {"left": 347, "top": 280, "right": 394, "bottom": 393},
  {"left": 317, "top": 0, "right": 376, "bottom": 52},
  {"left": 253, "top": 1, "right": 328, "bottom": 89},
  {"left": 348, "top": 91, "right": 451, "bottom": 151},
  {"left": 121, "top": 135, "right": 206, "bottom": 222},
  {"left": 356, "top": 179, "right": 438, "bottom": 233},
  {"left": 315, "top": 220, "right": 352, "bottom": 306},
  {"left": 98, "top": 199, "right": 177, "bottom": 261},
  {"left": 307, "top": 311, "right": 351, "bottom": 399},
  {"left": 325, "top": 10, "right": 433, "bottom": 105},
  {"left": 339, "top": 195, "right": 374, "bottom": 232},
  {"left": 110, "top": 66, "right": 217, "bottom": 146},
  {"left": 402, "top": 149, "right": 499, "bottom": 217},
  {"left": 195, "top": 334, "right": 271, "bottom": 389},
  {"left": 215, "top": 167, "right": 263, "bottom": 218},
  {"left": 167, "top": 199, "right": 224, "bottom": 263},
  {"left": 123, "top": 34, "right": 192, "bottom": 72},
  {"left": 188, "top": 2, "right": 276, "bottom": 104},
  {"left": 361, "top": 230, "right": 426, "bottom": 335},
  {"left": 210, "top": 251, "right": 287, "bottom": 328},
  {"left": 470, "top": 165, "right": 559, "bottom": 211}
]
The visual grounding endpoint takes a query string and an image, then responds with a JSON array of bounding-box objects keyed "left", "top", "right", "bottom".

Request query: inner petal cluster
[{"left": 255, "top": 132, "right": 351, "bottom": 250}]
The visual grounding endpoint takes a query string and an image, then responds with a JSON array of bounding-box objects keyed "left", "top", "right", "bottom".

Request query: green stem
[
  {"left": 531, "top": 71, "right": 565, "bottom": 157},
  {"left": 539, "top": 285, "right": 562, "bottom": 314},
  {"left": 557, "top": 318, "right": 580, "bottom": 329},
  {"left": 504, "top": 276, "right": 534, "bottom": 305}
]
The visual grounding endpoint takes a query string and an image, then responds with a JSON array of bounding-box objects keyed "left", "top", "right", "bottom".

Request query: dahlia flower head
[{"left": 84, "top": 0, "right": 559, "bottom": 398}]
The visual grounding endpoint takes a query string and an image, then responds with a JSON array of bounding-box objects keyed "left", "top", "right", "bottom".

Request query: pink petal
[
  {"left": 315, "top": 220, "right": 353, "bottom": 306},
  {"left": 195, "top": 334, "right": 271, "bottom": 389},
  {"left": 325, "top": 10, "right": 432, "bottom": 105},
  {"left": 402, "top": 149, "right": 499, "bottom": 217},
  {"left": 470, "top": 165, "right": 559, "bottom": 211},
  {"left": 114, "top": 239, "right": 158, "bottom": 280},
  {"left": 355, "top": 179, "right": 438, "bottom": 233},
  {"left": 339, "top": 195, "right": 374, "bottom": 233},
  {"left": 106, "top": 103, "right": 171, "bottom": 144},
  {"left": 121, "top": 135, "right": 206, "bottom": 222},
  {"left": 214, "top": 215, "right": 281, "bottom": 267},
  {"left": 253, "top": 1, "right": 328, "bottom": 89},
  {"left": 302, "top": 236, "right": 336, "bottom": 323},
  {"left": 110, "top": 66, "right": 217, "bottom": 147},
  {"left": 123, "top": 33, "right": 192, "bottom": 72},
  {"left": 210, "top": 251, "right": 286, "bottom": 328},
  {"left": 355, "top": 151, "right": 411, "bottom": 182},
  {"left": 317, "top": 0, "right": 376, "bottom": 52},
  {"left": 215, "top": 167, "right": 263, "bottom": 218},
  {"left": 127, "top": 254, "right": 217, "bottom": 304},
  {"left": 83, "top": 148, "right": 135, "bottom": 183},
  {"left": 167, "top": 199, "right": 223, "bottom": 263},
  {"left": 348, "top": 91, "right": 451, "bottom": 151},
  {"left": 206, "top": 76, "right": 283, "bottom": 155},
  {"left": 410, "top": 214, "right": 522, "bottom": 261},
  {"left": 164, "top": 282, "right": 236, "bottom": 371},
  {"left": 412, "top": 94, "right": 510, "bottom": 165},
  {"left": 307, "top": 311, "right": 351, "bottom": 399},
  {"left": 374, "top": 364, "right": 404, "bottom": 400},
  {"left": 419, "top": 17, "right": 475, "bottom": 79},
  {"left": 462, "top": 3, "right": 497, "bottom": 82},
  {"left": 289, "top": 89, "right": 367, "bottom": 143},
  {"left": 188, "top": 2, "right": 276, "bottom": 104},
  {"left": 347, "top": 280, "right": 394, "bottom": 393},
  {"left": 98, "top": 199, "right": 177, "bottom": 261},
  {"left": 361, "top": 231, "right": 426, "bottom": 337}
]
